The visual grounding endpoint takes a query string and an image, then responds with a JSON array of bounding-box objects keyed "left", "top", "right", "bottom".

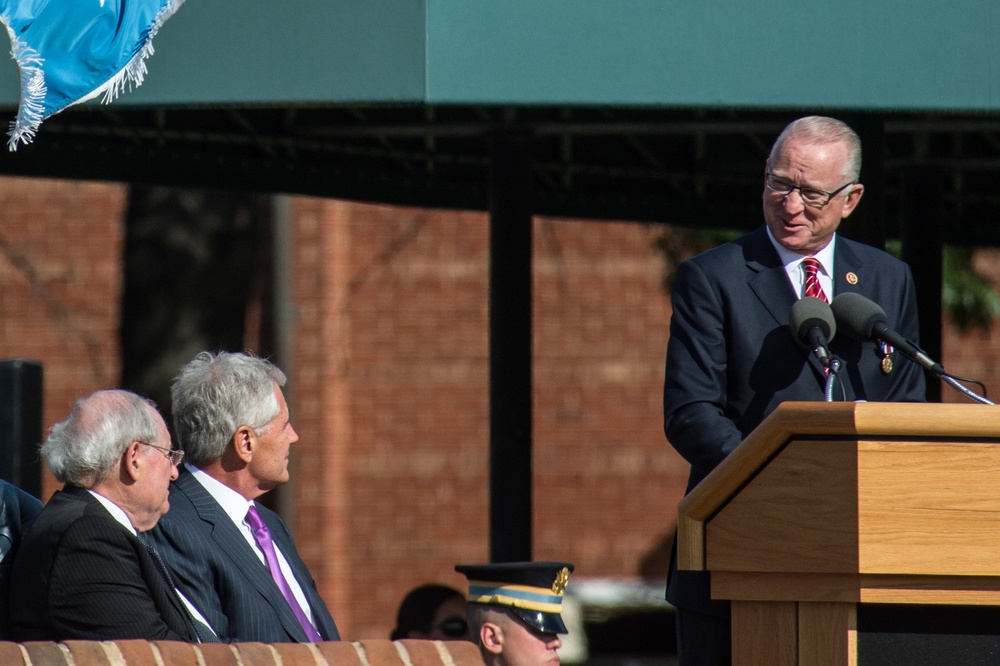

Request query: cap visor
[{"left": 512, "top": 608, "right": 568, "bottom": 635}]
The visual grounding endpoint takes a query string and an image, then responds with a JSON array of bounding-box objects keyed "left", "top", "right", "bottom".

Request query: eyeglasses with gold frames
[{"left": 139, "top": 441, "right": 185, "bottom": 466}]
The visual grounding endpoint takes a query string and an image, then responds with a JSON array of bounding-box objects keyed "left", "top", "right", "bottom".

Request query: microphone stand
[
  {"left": 941, "top": 374, "right": 995, "bottom": 405},
  {"left": 824, "top": 355, "right": 843, "bottom": 402},
  {"left": 891, "top": 341, "right": 995, "bottom": 405}
]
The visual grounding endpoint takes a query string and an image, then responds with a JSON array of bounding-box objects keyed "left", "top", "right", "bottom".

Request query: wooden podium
[{"left": 677, "top": 401, "right": 1000, "bottom": 665}]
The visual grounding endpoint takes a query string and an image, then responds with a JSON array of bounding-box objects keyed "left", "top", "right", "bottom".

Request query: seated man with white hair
[{"left": 8, "top": 389, "right": 212, "bottom": 642}]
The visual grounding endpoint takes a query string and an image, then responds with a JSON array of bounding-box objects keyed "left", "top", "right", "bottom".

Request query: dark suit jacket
[
  {"left": 0, "top": 480, "right": 42, "bottom": 639},
  {"left": 147, "top": 467, "right": 339, "bottom": 643},
  {"left": 663, "top": 227, "right": 926, "bottom": 613},
  {"left": 8, "top": 485, "right": 200, "bottom": 641}
]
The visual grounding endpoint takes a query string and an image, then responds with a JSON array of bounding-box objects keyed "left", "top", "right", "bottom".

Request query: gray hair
[
  {"left": 43, "top": 390, "right": 160, "bottom": 488},
  {"left": 171, "top": 351, "right": 286, "bottom": 468},
  {"left": 769, "top": 116, "right": 863, "bottom": 182}
]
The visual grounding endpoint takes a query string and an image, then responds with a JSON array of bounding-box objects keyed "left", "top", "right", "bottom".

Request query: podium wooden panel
[{"left": 677, "top": 401, "right": 1000, "bottom": 665}]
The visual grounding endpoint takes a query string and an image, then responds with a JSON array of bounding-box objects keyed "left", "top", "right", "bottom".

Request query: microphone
[
  {"left": 789, "top": 296, "right": 836, "bottom": 367},
  {"left": 830, "top": 292, "right": 945, "bottom": 376}
]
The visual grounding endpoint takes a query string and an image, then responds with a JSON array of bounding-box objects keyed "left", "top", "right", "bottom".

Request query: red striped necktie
[{"left": 801, "top": 257, "right": 828, "bottom": 303}]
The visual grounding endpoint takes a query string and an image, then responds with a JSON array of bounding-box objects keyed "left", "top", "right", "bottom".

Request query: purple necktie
[{"left": 245, "top": 505, "right": 323, "bottom": 642}]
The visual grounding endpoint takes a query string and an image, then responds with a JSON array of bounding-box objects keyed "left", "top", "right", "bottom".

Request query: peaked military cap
[{"left": 455, "top": 561, "right": 574, "bottom": 634}]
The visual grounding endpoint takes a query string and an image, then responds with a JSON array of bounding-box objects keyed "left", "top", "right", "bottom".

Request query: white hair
[
  {"left": 43, "top": 390, "right": 160, "bottom": 488},
  {"left": 769, "top": 116, "right": 862, "bottom": 182}
]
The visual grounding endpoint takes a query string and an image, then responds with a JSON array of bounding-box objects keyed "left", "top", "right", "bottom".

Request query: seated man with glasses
[
  {"left": 663, "top": 116, "right": 926, "bottom": 665},
  {"left": 8, "top": 389, "right": 213, "bottom": 642}
]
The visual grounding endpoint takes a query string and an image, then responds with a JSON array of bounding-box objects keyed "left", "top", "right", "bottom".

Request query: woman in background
[{"left": 390, "top": 584, "right": 469, "bottom": 641}]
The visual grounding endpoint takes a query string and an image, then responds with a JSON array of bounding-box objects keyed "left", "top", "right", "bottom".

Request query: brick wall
[
  {"left": 0, "top": 176, "right": 126, "bottom": 498},
  {"left": 288, "top": 201, "right": 687, "bottom": 638},
  {"left": 8, "top": 174, "right": 1000, "bottom": 642},
  {"left": 0, "top": 639, "right": 483, "bottom": 666},
  {"left": 532, "top": 217, "right": 685, "bottom": 574}
]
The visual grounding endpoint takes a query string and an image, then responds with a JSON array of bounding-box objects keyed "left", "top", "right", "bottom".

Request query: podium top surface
[
  {"left": 677, "top": 401, "right": 1000, "bottom": 579},
  {"left": 679, "top": 401, "right": 1000, "bottom": 525}
]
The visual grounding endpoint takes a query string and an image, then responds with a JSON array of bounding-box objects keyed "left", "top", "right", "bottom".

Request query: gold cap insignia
[{"left": 552, "top": 567, "right": 570, "bottom": 595}]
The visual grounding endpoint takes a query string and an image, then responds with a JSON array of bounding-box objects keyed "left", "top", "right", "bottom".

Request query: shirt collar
[
  {"left": 765, "top": 226, "right": 837, "bottom": 274},
  {"left": 87, "top": 489, "right": 137, "bottom": 535},
  {"left": 185, "top": 462, "right": 255, "bottom": 525}
]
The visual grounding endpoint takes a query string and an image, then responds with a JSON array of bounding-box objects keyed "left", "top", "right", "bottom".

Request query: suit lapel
[
  {"left": 831, "top": 237, "right": 867, "bottom": 298},
  {"left": 741, "top": 228, "right": 822, "bottom": 375},
  {"left": 261, "top": 508, "right": 337, "bottom": 640},
  {"left": 133, "top": 530, "right": 202, "bottom": 639},
  {"left": 65, "top": 484, "right": 196, "bottom": 639},
  {"left": 174, "top": 470, "right": 308, "bottom": 641},
  {"left": 743, "top": 227, "right": 798, "bottom": 329},
  {"left": 742, "top": 228, "right": 832, "bottom": 379}
]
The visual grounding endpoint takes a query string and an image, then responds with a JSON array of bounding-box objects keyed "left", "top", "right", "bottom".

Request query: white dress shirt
[
  {"left": 766, "top": 227, "right": 836, "bottom": 300},
  {"left": 185, "top": 464, "right": 317, "bottom": 627},
  {"left": 87, "top": 489, "right": 216, "bottom": 636}
]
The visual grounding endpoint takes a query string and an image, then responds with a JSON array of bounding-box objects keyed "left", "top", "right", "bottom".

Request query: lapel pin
[{"left": 846, "top": 272, "right": 858, "bottom": 285}]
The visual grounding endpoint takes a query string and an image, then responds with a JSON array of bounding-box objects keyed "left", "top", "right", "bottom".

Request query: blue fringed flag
[{"left": 0, "top": 0, "right": 184, "bottom": 150}]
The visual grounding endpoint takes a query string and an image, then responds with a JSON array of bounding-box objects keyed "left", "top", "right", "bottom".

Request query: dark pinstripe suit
[
  {"left": 8, "top": 485, "right": 200, "bottom": 641},
  {"left": 148, "top": 467, "right": 339, "bottom": 643}
]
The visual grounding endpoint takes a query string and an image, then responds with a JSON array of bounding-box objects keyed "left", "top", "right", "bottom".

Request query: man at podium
[{"left": 663, "top": 116, "right": 926, "bottom": 665}]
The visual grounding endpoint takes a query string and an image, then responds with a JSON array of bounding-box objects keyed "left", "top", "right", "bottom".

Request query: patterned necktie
[
  {"left": 245, "top": 505, "right": 323, "bottom": 642},
  {"left": 801, "top": 257, "right": 828, "bottom": 303}
]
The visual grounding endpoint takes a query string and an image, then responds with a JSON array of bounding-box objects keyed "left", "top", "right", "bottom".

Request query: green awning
[{"left": 3, "top": 0, "right": 998, "bottom": 111}]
